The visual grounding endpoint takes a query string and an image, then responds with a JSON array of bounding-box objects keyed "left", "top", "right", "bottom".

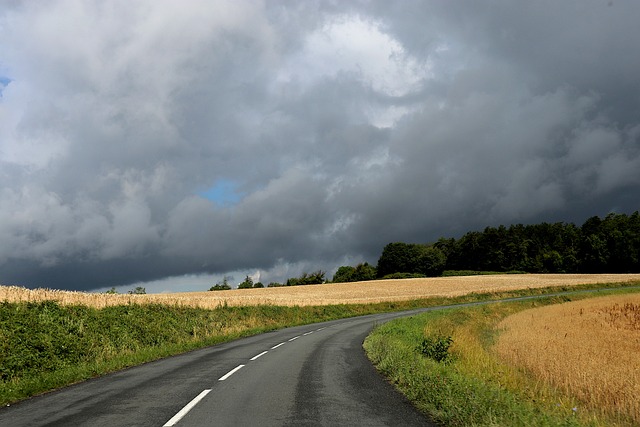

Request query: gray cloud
[{"left": 1, "top": 1, "right": 639, "bottom": 291}]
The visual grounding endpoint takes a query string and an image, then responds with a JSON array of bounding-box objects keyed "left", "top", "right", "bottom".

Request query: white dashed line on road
[
  {"left": 219, "top": 365, "right": 245, "bottom": 381},
  {"left": 162, "top": 326, "right": 328, "bottom": 426},
  {"left": 163, "top": 389, "right": 211, "bottom": 427},
  {"left": 250, "top": 351, "right": 268, "bottom": 361}
]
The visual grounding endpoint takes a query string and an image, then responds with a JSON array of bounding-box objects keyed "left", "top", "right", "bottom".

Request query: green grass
[
  {"left": 1, "top": 281, "right": 638, "bottom": 408},
  {"left": 363, "top": 286, "right": 640, "bottom": 426}
]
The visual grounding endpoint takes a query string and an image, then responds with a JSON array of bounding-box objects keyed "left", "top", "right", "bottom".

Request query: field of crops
[
  {"left": 495, "top": 293, "right": 640, "bottom": 424},
  {"left": 2, "top": 273, "right": 640, "bottom": 308}
]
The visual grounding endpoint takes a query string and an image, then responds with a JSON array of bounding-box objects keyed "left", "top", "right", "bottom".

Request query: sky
[{"left": 1, "top": 1, "right": 639, "bottom": 293}]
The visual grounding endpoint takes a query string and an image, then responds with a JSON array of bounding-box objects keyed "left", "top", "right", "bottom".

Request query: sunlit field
[
  {"left": 495, "top": 293, "right": 640, "bottom": 424},
  {"left": 2, "top": 274, "right": 640, "bottom": 308}
]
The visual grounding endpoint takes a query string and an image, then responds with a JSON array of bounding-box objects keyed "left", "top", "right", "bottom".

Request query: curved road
[{"left": 1, "top": 309, "right": 436, "bottom": 427}]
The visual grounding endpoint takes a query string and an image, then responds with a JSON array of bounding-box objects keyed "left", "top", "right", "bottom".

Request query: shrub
[{"left": 418, "top": 335, "right": 453, "bottom": 363}]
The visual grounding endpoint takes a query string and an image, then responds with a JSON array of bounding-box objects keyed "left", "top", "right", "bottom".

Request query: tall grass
[{"left": 364, "top": 288, "right": 640, "bottom": 426}]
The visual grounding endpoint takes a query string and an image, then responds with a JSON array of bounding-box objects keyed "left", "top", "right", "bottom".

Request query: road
[{"left": 0, "top": 309, "right": 437, "bottom": 427}]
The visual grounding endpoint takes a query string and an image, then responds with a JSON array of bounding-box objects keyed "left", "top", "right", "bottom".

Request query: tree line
[
  {"left": 336, "top": 211, "right": 640, "bottom": 282},
  {"left": 210, "top": 211, "right": 639, "bottom": 289},
  {"left": 209, "top": 271, "right": 327, "bottom": 291}
]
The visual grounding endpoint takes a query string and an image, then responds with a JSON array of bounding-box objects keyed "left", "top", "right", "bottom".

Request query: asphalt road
[{"left": 0, "top": 309, "right": 436, "bottom": 427}]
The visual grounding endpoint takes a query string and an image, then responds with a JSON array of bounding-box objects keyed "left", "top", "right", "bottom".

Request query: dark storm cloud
[{"left": 1, "top": 1, "right": 639, "bottom": 291}]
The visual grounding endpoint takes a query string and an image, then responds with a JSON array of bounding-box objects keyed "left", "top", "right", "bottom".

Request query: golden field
[
  {"left": 2, "top": 273, "right": 640, "bottom": 309},
  {"left": 495, "top": 292, "right": 640, "bottom": 424}
]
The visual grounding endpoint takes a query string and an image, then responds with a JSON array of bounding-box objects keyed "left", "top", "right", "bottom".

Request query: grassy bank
[
  {"left": 1, "top": 280, "right": 638, "bottom": 407},
  {"left": 1, "top": 301, "right": 382, "bottom": 405},
  {"left": 363, "top": 286, "right": 640, "bottom": 426}
]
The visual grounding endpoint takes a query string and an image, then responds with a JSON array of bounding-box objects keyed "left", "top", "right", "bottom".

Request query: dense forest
[{"left": 333, "top": 212, "right": 640, "bottom": 282}]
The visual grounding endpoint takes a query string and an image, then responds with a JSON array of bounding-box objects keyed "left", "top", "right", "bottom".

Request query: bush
[{"left": 418, "top": 335, "right": 453, "bottom": 363}]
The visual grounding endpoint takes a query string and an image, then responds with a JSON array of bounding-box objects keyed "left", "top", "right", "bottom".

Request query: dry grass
[
  {"left": 1, "top": 273, "right": 639, "bottom": 309},
  {"left": 495, "top": 292, "right": 640, "bottom": 424}
]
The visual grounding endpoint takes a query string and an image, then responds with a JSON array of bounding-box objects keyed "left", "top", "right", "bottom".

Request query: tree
[
  {"left": 352, "top": 262, "right": 377, "bottom": 281},
  {"left": 210, "top": 276, "right": 232, "bottom": 291},
  {"left": 373, "top": 211, "right": 640, "bottom": 276},
  {"left": 104, "top": 287, "right": 118, "bottom": 294},
  {"left": 305, "top": 270, "right": 326, "bottom": 284},
  {"left": 377, "top": 242, "right": 446, "bottom": 278},
  {"left": 253, "top": 282, "right": 264, "bottom": 288},
  {"left": 377, "top": 242, "right": 424, "bottom": 278},
  {"left": 286, "top": 271, "right": 325, "bottom": 286},
  {"left": 450, "top": 232, "right": 483, "bottom": 271},
  {"left": 418, "top": 246, "right": 447, "bottom": 277},
  {"left": 238, "top": 275, "right": 254, "bottom": 289},
  {"left": 332, "top": 263, "right": 376, "bottom": 283},
  {"left": 128, "top": 286, "right": 146, "bottom": 295},
  {"left": 332, "top": 266, "right": 356, "bottom": 283}
]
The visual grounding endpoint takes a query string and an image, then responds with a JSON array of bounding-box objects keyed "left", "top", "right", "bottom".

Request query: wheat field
[
  {"left": 1, "top": 273, "right": 639, "bottom": 309},
  {"left": 495, "top": 292, "right": 640, "bottom": 424}
]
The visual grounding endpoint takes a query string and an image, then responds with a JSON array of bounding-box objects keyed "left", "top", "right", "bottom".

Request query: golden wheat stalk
[{"left": 2, "top": 274, "right": 639, "bottom": 309}]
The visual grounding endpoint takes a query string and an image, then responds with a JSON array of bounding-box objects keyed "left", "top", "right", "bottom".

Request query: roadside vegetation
[
  {"left": 0, "top": 299, "right": 389, "bottom": 405},
  {"left": 0, "top": 280, "right": 635, "bottom": 407},
  {"left": 364, "top": 286, "right": 640, "bottom": 426}
]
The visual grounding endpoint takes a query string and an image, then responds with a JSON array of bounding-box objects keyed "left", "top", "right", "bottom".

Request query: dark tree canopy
[
  {"left": 332, "top": 262, "right": 376, "bottom": 283},
  {"left": 286, "top": 271, "right": 326, "bottom": 286},
  {"left": 377, "top": 243, "right": 446, "bottom": 278},
  {"left": 373, "top": 212, "right": 640, "bottom": 278}
]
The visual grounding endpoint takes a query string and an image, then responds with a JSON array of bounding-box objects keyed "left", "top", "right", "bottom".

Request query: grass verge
[
  {"left": 363, "top": 285, "right": 640, "bottom": 426},
  {"left": 1, "top": 280, "right": 638, "bottom": 407}
]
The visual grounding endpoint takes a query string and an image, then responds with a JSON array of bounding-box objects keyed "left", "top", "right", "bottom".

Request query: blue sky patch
[
  {"left": 200, "top": 179, "right": 243, "bottom": 206},
  {"left": 0, "top": 76, "right": 11, "bottom": 97}
]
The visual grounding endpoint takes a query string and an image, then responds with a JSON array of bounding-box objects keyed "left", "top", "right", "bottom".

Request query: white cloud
[{"left": 276, "top": 15, "right": 430, "bottom": 126}]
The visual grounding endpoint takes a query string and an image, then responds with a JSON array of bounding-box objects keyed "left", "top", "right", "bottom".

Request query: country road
[
  {"left": 0, "top": 309, "right": 436, "bottom": 427},
  {"left": 2, "top": 288, "right": 632, "bottom": 427}
]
